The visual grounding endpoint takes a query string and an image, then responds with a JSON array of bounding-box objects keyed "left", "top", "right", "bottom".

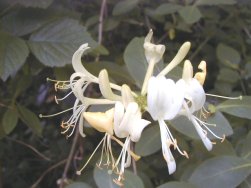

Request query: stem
[
  {"left": 131, "top": 143, "right": 137, "bottom": 175},
  {"left": 59, "top": 130, "right": 79, "bottom": 188},
  {"left": 7, "top": 137, "right": 51, "bottom": 161},
  {"left": 141, "top": 60, "right": 155, "bottom": 95},
  {"left": 96, "top": 0, "right": 107, "bottom": 62},
  {"left": 31, "top": 159, "right": 67, "bottom": 188}
]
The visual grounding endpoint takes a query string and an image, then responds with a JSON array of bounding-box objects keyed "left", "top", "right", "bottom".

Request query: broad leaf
[
  {"left": 216, "top": 96, "right": 251, "bottom": 120},
  {"left": 84, "top": 61, "right": 135, "bottom": 85},
  {"left": 2, "top": 109, "right": 18, "bottom": 134},
  {"left": 0, "top": 32, "right": 29, "bottom": 81},
  {"left": 14, "top": 0, "right": 54, "bottom": 9},
  {"left": 216, "top": 43, "right": 241, "bottom": 68},
  {"left": 178, "top": 6, "right": 202, "bottom": 24},
  {"left": 17, "top": 104, "right": 42, "bottom": 136},
  {"left": 123, "top": 170, "right": 144, "bottom": 188},
  {"left": 157, "top": 181, "right": 197, "bottom": 188},
  {"left": 135, "top": 125, "right": 161, "bottom": 156},
  {"left": 94, "top": 167, "right": 144, "bottom": 188},
  {"left": 112, "top": 0, "right": 139, "bottom": 16},
  {"left": 93, "top": 166, "right": 119, "bottom": 188},
  {"left": 189, "top": 156, "right": 251, "bottom": 188},
  {"left": 29, "top": 18, "right": 98, "bottom": 67},
  {"left": 211, "top": 139, "right": 236, "bottom": 156},
  {"left": 123, "top": 37, "right": 148, "bottom": 88},
  {"left": 1, "top": 8, "right": 57, "bottom": 36},
  {"left": 195, "top": 0, "right": 236, "bottom": 6},
  {"left": 170, "top": 111, "right": 233, "bottom": 140},
  {"left": 65, "top": 182, "right": 92, "bottom": 188}
]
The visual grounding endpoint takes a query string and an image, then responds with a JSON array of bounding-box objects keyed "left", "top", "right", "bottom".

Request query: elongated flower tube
[{"left": 147, "top": 76, "right": 188, "bottom": 174}]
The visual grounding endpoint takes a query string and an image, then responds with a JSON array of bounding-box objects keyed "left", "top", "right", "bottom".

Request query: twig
[
  {"left": 30, "top": 159, "right": 67, "bottom": 188},
  {"left": 0, "top": 161, "right": 2, "bottom": 188},
  {"left": 59, "top": 131, "right": 79, "bottom": 188},
  {"left": 96, "top": 0, "right": 107, "bottom": 62},
  {"left": 7, "top": 137, "right": 51, "bottom": 161},
  {"left": 131, "top": 143, "right": 137, "bottom": 176},
  {"left": 98, "top": 0, "right": 107, "bottom": 45}
]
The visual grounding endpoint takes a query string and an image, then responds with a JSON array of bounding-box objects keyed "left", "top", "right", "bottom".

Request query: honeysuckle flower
[
  {"left": 147, "top": 76, "right": 188, "bottom": 174},
  {"left": 40, "top": 44, "right": 117, "bottom": 137},
  {"left": 178, "top": 60, "right": 224, "bottom": 151},
  {"left": 113, "top": 101, "right": 150, "bottom": 185}
]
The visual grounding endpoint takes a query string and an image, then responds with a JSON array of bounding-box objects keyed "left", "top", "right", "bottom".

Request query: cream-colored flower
[{"left": 147, "top": 76, "right": 188, "bottom": 174}]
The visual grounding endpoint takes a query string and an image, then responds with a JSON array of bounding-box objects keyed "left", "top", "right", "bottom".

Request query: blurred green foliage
[{"left": 0, "top": 0, "right": 251, "bottom": 188}]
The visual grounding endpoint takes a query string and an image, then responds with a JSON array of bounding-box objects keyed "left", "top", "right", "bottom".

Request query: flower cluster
[{"left": 41, "top": 30, "right": 241, "bottom": 185}]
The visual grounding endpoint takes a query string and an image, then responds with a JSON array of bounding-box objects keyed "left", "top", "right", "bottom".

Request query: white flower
[
  {"left": 114, "top": 101, "right": 150, "bottom": 142},
  {"left": 41, "top": 44, "right": 115, "bottom": 137},
  {"left": 113, "top": 101, "right": 150, "bottom": 184},
  {"left": 178, "top": 60, "right": 224, "bottom": 151},
  {"left": 147, "top": 76, "right": 188, "bottom": 174}
]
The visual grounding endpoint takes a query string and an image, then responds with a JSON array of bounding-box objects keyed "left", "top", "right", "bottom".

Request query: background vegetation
[{"left": 0, "top": 0, "right": 251, "bottom": 188}]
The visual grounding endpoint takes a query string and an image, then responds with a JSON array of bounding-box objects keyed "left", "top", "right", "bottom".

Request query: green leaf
[
  {"left": 195, "top": 0, "right": 236, "bottom": 6},
  {"left": 189, "top": 156, "right": 251, "bottom": 188},
  {"left": 1, "top": 8, "right": 57, "bottom": 36},
  {"left": 211, "top": 139, "right": 236, "bottom": 156},
  {"left": 135, "top": 125, "right": 161, "bottom": 156},
  {"left": 157, "top": 181, "right": 197, "bottom": 188},
  {"left": 152, "top": 3, "right": 182, "bottom": 16},
  {"left": 0, "top": 32, "right": 29, "bottom": 81},
  {"left": 239, "top": 131, "right": 251, "bottom": 160},
  {"left": 178, "top": 6, "right": 202, "bottom": 24},
  {"left": 17, "top": 104, "right": 42, "bottom": 136},
  {"left": 14, "top": 0, "right": 54, "bottom": 9},
  {"left": 94, "top": 167, "right": 144, "bottom": 188},
  {"left": 216, "top": 96, "right": 251, "bottom": 120},
  {"left": 28, "top": 18, "right": 98, "bottom": 67},
  {"left": 2, "top": 109, "right": 18, "bottom": 134},
  {"left": 170, "top": 111, "right": 233, "bottom": 140},
  {"left": 93, "top": 166, "right": 119, "bottom": 188},
  {"left": 84, "top": 61, "right": 135, "bottom": 85},
  {"left": 216, "top": 43, "right": 241, "bottom": 67},
  {"left": 123, "top": 37, "right": 148, "bottom": 88},
  {"left": 65, "top": 182, "right": 92, "bottom": 188},
  {"left": 112, "top": 0, "right": 139, "bottom": 16},
  {"left": 124, "top": 170, "right": 144, "bottom": 188}
]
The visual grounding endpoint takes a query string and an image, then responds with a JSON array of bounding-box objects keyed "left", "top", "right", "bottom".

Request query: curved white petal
[
  {"left": 130, "top": 118, "right": 150, "bottom": 142},
  {"left": 72, "top": 44, "right": 96, "bottom": 80},
  {"left": 184, "top": 78, "right": 206, "bottom": 113},
  {"left": 147, "top": 76, "right": 184, "bottom": 120},
  {"left": 159, "top": 120, "right": 176, "bottom": 174},
  {"left": 114, "top": 102, "right": 125, "bottom": 137},
  {"left": 114, "top": 102, "right": 149, "bottom": 141}
]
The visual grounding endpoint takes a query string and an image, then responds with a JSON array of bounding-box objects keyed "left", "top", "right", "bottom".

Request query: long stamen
[
  {"left": 76, "top": 136, "right": 106, "bottom": 175},
  {"left": 55, "top": 91, "right": 73, "bottom": 103},
  {"left": 111, "top": 135, "right": 141, "bottom": 161},
  {"left": 164, "top": 121, "right": 189, "bottom": 158},
  {"left": 206, "top": 94, "right": 242, "bottom": 100},
  {"left": 195, "top": 117, "right": 225, "bottom": 141},
  {"left": 39, "top": 106, "right": 79, "bottom": 118}
]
